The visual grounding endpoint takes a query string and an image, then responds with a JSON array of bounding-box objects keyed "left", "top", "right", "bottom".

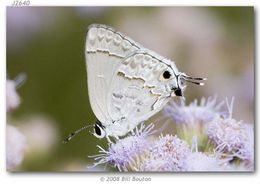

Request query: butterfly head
[{"left": 159, "top": 68, "right": 206, "bottom": 97}]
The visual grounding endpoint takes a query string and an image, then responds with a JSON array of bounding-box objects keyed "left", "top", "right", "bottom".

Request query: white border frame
[{"left": 0, "top": 1, "right": 258, "bottom": 186}]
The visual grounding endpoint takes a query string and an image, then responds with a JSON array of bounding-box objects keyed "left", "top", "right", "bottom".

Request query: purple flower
[
  {"left": 182, "top": 152, "right": 230, "bottom": 171},
  {"left": 207, "top": 98, "right": 254, "bottom": 164},
  {"left": 89, "top": 96, "right": 254, "bottom": 172},
  {"left": 164, "top": 96, "right": 224, "bottom": 127},
  {"left": 89, "top": 123, "right": 154, "bottom": 171},
  {"left": 6, "top": 125, "right": 27, "bottom": 170},
  {"left": 6, "top": 80, "right": 20, "bottom": 112},
  {"left": 137, "top": 135, "right": 190, "bottom": 171},
  {"left": 6, "top": 74, "right": 26, "bottom": 112}
]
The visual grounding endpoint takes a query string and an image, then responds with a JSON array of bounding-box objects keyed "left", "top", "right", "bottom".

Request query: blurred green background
[{"left": 6, "top": 7, "right": 254, "bottom": 171}]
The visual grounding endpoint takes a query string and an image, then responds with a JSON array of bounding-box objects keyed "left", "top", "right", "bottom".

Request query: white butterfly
[
  {"left": 84, "top": 24, "right": 206, "bottom": 142},
  {"left": 63, "top": 24, "right": 205, "bottom": 144}
]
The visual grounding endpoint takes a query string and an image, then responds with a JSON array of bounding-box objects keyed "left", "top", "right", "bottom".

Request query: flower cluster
[
  {"left": 89, "top": 123, "right": 154, "bottom": 171},
  {"left": 164, "top": 96, "right": 225, "bottom": 127},
  {"left": 6, "top": 124, "right": 27, "bottom": 169},
  {"left": 6, "top": 80, "right": 21, "bottom": 112},
  {"left": 137, "top": 134, "right": 190, "bottom": 171},
  {"left": 6, "top": 76, "right": 27, "bottom": 170},
  {"left": 6, "top": 74, "right": 59, "bottom": 171},
  {"left": 90, "top": 96, "right": 254, "bottom": 172},
  {"left": 207, "top": 98, "right": 254, "bottom": 166}
]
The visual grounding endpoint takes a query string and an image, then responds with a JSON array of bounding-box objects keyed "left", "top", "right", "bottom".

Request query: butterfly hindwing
[{"left": 106, "top": 52, "right": 176, "bottom": 136}]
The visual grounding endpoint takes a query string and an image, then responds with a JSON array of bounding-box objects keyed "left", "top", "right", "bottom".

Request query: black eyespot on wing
[
  {"left": 94, "top": 124, "right": 102, "bottom": 136},
  {"left": 163, "top": 71, "right": 171, "bottom": 79}
]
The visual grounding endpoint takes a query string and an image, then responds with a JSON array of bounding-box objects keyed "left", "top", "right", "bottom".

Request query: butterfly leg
[
  {"left": 114, "top": 135, "right": 120, "bottom": 141},
  {"left": 106, "top": 135, "right": 113, "bottom": 144}
]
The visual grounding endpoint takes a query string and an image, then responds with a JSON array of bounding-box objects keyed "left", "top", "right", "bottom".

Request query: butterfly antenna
[
  {"left": 63, "top": 125, "right": 93, "bottom": 144},
  {"left": 185, "top": 79, "right": 205, "bottom": 86},
  {"left": 182, "top": 74, "right": 207, "bottom": 86}
]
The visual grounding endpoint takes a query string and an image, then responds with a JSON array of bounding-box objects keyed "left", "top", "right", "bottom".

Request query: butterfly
[{"left": 63, "top": 24, "right": 205, "bottom": 143}]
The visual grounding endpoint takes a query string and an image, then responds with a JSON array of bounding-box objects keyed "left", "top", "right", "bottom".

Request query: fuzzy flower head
[
  {"left": 19, "top": 116, "right": 59, "bottom": 155},
  {"left": 6, "top": 80, "right": 20, "bottom": 112},
  {"left": 90, "top": 123, "right": 155, "bottom": 171},
  {"left": 89, "top": 96, "right": 254, "bottom": 172},
  {"left": 207, "top": 98, "right": 254, "bottom": 163},
  {"left": 239, "top": 124, "right": 254, "bottom": 164},
  {"left": 6, "top": 125, "right": 27, "bottom": 170},
  {"left": 137, "top": 134, "right": 190, "bottom": 171},
  {"left": 6, "top": 74, "right": 26, "bottom": 112},
  {"left": 164, "top": 96, "right": 224, "bottom": 127},
  {"left": 182, "top": 152, "right": 230, "bottom": 171}
]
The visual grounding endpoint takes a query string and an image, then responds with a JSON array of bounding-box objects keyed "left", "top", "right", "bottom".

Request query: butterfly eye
[
  {"left": 159, "top": 70, "right": 172, "bottom": 81},
  {"left": 178, "top": 76, "right": 186, "bottom": 89},
  {"left": 180, "top": 79, "right": 184, "bottom": 86}
]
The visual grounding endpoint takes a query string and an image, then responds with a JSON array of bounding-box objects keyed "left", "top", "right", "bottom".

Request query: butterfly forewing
[{"left": 85, "top": 24, "right": 140, "bottom": 124}]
